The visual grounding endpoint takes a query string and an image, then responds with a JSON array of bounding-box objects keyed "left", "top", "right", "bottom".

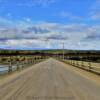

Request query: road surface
[{"left": 0, "top": 58, "right": 100, "bottom": 100}]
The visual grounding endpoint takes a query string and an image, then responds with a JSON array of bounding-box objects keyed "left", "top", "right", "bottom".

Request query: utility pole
[
  {"left": 62, "top": 42, "right": 65, "bottom": 60},
  {"left": 44, "top": 38, "right": 49, "bottom": 58}
]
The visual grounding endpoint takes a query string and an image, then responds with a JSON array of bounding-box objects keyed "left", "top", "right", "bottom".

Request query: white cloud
[
  {"left": 90, "top": 13, "right": 100, "bottom": 20},
  {"left": 0, "top": 18, "right": 100, "bottom": 50},
  {"left": 16, "top": 0, "right": 56, "bottom": 7},
  {"left": 0, "top": 0, "right": 57, "bottom": 8},
  {"left": 56, "top": 11, "right": 83, "bottom": 20},
  {"left": 89, "top": 0, "right": 100, "bottom": 20}
]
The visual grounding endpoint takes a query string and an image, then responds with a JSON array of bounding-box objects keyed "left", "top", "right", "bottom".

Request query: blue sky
[{"left": 0, "top": 0, "right": 100, "bottom": 50}]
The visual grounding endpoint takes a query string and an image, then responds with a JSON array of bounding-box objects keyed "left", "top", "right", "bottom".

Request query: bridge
[{"left": 0, "top": 53, "right": 100, "bottom": 100}]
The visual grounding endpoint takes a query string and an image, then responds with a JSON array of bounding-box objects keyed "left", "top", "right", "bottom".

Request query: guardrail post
[
  {"left": 16, "top": 61, "right": 20, "bottom": 71},
  {"left": 74, "top": 61, "right": 76, "bottom": 66},
  {"left": 76, "top": 61, "right": 79, "bottom": 67},
  {"left": 8, "top": 57, "right": 12, "bottom": 73},
  {"left": 81, "top": 60, "right": 84, "bottom": 67},
  {"left": 16, "top": 56, "right": 20, "bottom": 71},
  {"left": 88, "top": 62, "right": 92, "bottom": 71}
]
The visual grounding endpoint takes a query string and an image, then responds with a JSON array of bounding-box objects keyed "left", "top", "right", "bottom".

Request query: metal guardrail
[
  {"left": 0, "top": 56, "right": 48, "bottom": 75},
  {"left": 55, "top": 57, "right": 100, "bottom": 75},
  {"left": 63, "top": 59, "right": 100, "bottom": 74}
]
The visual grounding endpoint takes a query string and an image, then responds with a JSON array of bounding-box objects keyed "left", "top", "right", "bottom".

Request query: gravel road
[{"left": 0, "top": 58, "right": 100, "bottom": 100}]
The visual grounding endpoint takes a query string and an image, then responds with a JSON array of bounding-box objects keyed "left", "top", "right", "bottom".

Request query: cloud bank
[{"left": 0, "top": 17, "right": 100, "bottom": 50}]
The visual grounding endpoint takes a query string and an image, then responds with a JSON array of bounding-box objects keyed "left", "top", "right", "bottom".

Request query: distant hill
[{"left": 0, "top": 49, "right": 100, "bottom": 55}]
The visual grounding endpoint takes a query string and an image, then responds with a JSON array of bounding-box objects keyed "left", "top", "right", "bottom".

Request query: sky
[{"left": 0, "top": 0, "right": 100, "bottom": 50}]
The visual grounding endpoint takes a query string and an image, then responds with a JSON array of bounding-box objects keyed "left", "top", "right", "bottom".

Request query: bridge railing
[
  {"left": 54, "top": 56, "right": 100, "bottom": 74},
  {"left": 0, "top": 56, "right": 48, "bottom": 75},
  {"left": 62, "top": 59, "right": 100, "bottom": 74}
]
